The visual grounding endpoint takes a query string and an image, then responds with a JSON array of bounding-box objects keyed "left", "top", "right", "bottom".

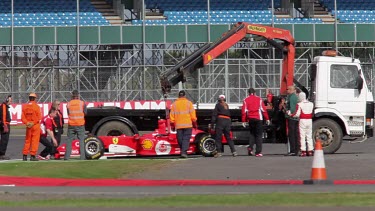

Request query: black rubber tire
[
  {"left": 84, "top": 136, "right": 105, "bottom": 160},
  {"left": 197, "top": 134, "right": 216, "bottom": 157},
  {"left": 97, "top": 121, "right": 134, "bottom": 136},
  {"left": 313, "top": 118, "right": 343, "bottom": 154}
]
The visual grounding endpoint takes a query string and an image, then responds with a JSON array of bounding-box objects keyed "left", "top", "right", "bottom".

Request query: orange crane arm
[{"left": 160, "top": 22, "right": 296, "bottom": 95}]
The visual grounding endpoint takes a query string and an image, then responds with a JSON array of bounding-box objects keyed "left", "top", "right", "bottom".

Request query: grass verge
[
  {"left": 0, "top": 159, "right": 170, "bottom": 179},
  {"left": 1, "top": 193, "right": 375, "bottom": 207}
]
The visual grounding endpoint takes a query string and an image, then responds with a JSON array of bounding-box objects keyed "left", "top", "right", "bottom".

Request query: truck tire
[
  {"left": 313, "top": 118, "right": 343, "bottom": 154},
  {"left": 97, "top": 121, "right": 134, "bottom": 136},
  {"left": 197, "top": 134, "right": 216, "bottom": 157},
  {"left": 84, "top": 136, "right": 105, "bottom": 160}
]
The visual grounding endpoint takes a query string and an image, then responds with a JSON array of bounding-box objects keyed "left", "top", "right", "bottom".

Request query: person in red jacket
[
  {"left": 241, "top": 88, "right": 270, "bottom": 157},
  {"left": 38, "top": 107, "right": 58, "bottom": 160}
]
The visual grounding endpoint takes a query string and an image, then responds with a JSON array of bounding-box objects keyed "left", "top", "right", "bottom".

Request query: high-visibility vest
[
  {"left": 67, "top": 99, "right": 85, "bottom": 126},
  {"left": 170, "top": 97, "right": 197, "bottom": 129}
]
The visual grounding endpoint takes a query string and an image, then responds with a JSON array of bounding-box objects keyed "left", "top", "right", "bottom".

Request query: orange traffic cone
[{"left": 303, "top": 139, "right": 333, "bottom": 184}]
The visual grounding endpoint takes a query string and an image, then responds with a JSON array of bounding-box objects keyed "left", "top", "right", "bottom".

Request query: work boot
[
  {"left": 30, "top": 155, "right": 39, "bottom": 161},
  {"left": 22, "top": 155, "right": 27, "bottom": 161},
  {"left": 247, "top": 148, "right": 254, "bottom": 156},
  {"left": 300, "top": 151, "right": 307, "bottom": 157},
  {"left": 214, "top": 152, "right": 222, "bottom": 158},
  {"left": 180, "top": 154, "right": 188, "bottom": 159},
  {"left": 307, "top": 151, "right": 314, "bottom": 156},
  {"left": 0, "top": 155, "right": 10, "bottom": 160}
]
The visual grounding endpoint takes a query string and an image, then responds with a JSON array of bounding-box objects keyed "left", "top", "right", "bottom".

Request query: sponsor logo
[
  {"left": 155, "top": 141, "right": 171, "bottom": 155},
  {"left": 141, "top": 139, "right": 154, "bottom": 150},
  {"left": 206, "top": 55, "right": 212, "bottom": 62},
  {"left": 112, "top": 137, "right": 119, "bottom": 145},
  {"left": 248, "top": 25, "right": 266, "bottom": 33},
  {"left": 273, "top": 29, "right": 283, "bottom": 34}
]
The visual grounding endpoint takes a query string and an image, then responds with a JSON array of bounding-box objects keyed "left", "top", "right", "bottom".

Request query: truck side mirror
[{"left": 356, "top": 75, "right": 364, "bottom": 92}]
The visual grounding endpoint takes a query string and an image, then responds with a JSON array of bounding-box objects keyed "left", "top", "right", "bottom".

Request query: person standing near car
[
  {"left": 286, "top": 85, "right": 299, "bottom": 156},
  {"left": 21, "top": 92, "right": 42, "bottom": 161},
  {"left": 0, "top": 95, "right": 12, "bottom": 160},
  {"left": 241, "top": 88, "right": 270, "bottom": 157},
  {"left": 51, "top": 100, "right": 64, "bottom": 159},
  {"left": 289, "top": 92, "right": 314, "bottom": 157},
  {"left": 170, "top": 90, "right": 197, "bottom": 158},
  {"left": 38, "top": 107, "right": 58, "bottom": 160},
  {"left": 64, "top": 90, "right": 87, "bottom": 160},
  {"left": 211, "top": 94, "right": 237, "bottom": 158}
]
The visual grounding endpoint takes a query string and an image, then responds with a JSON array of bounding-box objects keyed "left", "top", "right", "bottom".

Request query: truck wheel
[
  {"left": 313, "top": 118, "right": 343, "bottom": 154},
  {"left": 97, "top": 121, "right": 134, "bottom": 136},
  {"left": 197, "top": 134, "right": 216, "bottom": 157},
  {"left": 84, "top": 136, "right": 105, "bottom": 160}
]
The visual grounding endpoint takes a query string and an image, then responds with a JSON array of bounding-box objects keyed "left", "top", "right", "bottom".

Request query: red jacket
[{"left": 241, "top": 94, "right": 269, "bottom": 122}]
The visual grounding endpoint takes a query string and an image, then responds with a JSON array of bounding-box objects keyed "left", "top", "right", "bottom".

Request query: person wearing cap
[
  {"left": 211, "top": 94, "right": 237, "bottom": 158},
  {"left": 0, "top": 95, "right": 12, "bottom": 160},
  {"left": 241, "top": 88, "right": 270, "bottom": 157},
  {"left": 170, "top": 90, "right": 197, "bottom": 158},
  {"left": 288, "top": 92, "right": 314, "bottom": 157},
  {"left": 64, "top": 90, "right": 87, "bottom": 160},
  {"left": 21, "top": 92, "right": 42, "bottom": 161}
]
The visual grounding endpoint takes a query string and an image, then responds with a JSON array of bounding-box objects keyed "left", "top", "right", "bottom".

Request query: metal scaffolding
[{"left": 0, "top": 42, "right": 375, "bottom": 103}]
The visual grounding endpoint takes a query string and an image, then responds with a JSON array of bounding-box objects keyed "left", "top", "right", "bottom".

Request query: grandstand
[
  {"left": 0, "top": 0, "right": 112, "bottom": 27},
  {"left": 1, "top": 0, "right": 375, "bottom": 104}
]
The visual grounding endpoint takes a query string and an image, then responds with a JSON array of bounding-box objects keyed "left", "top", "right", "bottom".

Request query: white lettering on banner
[
  {"left": 123, "top": 102, "right": 132, "bottom": 109},
  {"left": 104, "top": 102, "right": 114, "bottom": 107},
  {"left": 10, "top": 104, "right": 22, "bottom": 120},
  {"left": 151, "top": 101, "right": 166, "bottom": 110},
  {"left": 9, "top": 100, "right": 171, "bottom": 125},
  {"left": 134, "top": 101, "right": 150, "bottom": 110}
]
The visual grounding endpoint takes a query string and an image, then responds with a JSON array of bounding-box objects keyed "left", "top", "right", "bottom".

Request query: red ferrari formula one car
[{"left": 56, "top": 119, "right": 224, "bottom": 159}]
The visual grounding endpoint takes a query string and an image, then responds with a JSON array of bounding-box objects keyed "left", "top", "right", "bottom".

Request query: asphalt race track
[{"left": 1, "top": 128, "right": 375, "bottom": 210}]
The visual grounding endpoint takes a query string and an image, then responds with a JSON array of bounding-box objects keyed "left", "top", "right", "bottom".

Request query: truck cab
[{"left": 311, "top": 50, "right": 374, "bottom": 153}]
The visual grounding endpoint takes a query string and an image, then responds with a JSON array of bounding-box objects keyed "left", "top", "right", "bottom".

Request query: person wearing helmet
[
  {"left": 211, "top": 94, "right": 237, "bottom": 158},
  {"left": 21, "top": 92, "right": 42, "bottom": 161},
  {"left": 64, "top": 90, "right": 87, "bottom": 160}
]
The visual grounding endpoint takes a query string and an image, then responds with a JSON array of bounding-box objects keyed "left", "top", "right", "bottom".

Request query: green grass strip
[
  {"left": 0, "top": 159, "right": 170, "bottom": 179},
  {"left": 1, "top": 193, "right": 375, "bottom": 207}
]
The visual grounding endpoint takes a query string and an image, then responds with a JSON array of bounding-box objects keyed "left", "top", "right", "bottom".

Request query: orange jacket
[
  {"left": 67, "top": 99, "right": 86, "bottom": 126},
  {"left": 21, "top": 101, "right": 41, "bottom": 125},
  {"left": 170, "top": 97, "right": 197, "bottom": 129}
]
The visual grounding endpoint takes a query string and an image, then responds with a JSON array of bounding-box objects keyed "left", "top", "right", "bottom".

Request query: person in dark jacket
[
  {"left": 286, "top": 85, "right": 299, "bottom": 156},
  {"left": 211, "top": 95, "right": 237, "bottom": 157},
  {"left": 0, "top": 95, "right": 12, "bottom": 160}
]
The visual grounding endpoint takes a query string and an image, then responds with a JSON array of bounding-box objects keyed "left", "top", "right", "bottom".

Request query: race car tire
[
  {"left": 84, "top": 136, "right": 105, "bottom": 160},
  {"left": 97, "top": 121, "right": 134, "bottom": 136},
  {"left": 197, "top": 134, "right": 216, "bottom": 157}
]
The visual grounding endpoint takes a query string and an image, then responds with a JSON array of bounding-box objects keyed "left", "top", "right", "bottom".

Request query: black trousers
[
  {"left": 287, "top": 119, "right": 300, "bottom": 154},
  {"left": 0, "top": 123, "right": 10, "bottom": 156},
  {"left": 214, "top": 118, "right": 235, "bottom": 153},
  {"left": 39, "top": 136, "right": 54, "bottom": 157},
  {"left": 51, "top": 130, "right": 62, "bottom": 155},
  {"left": 177, "top": 128, "right": 192, "bottom": 155},
  {"left": 248, "top": 119, "right": 263, "bottom": 154}
]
